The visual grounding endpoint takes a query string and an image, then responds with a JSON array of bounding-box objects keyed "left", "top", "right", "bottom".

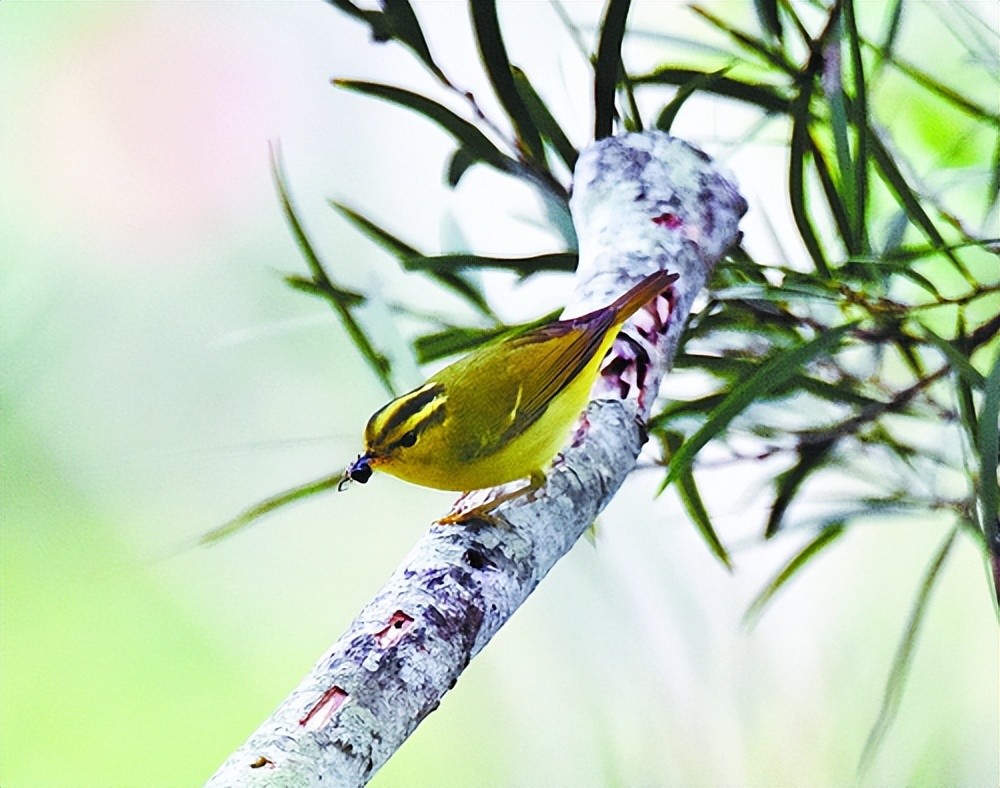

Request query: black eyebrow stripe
[
  {"left": 379, "top": 383, "right": 446, "bottom": 437},
  {"left": 386, "top": 399, "right": 448, "bottom": 451}
]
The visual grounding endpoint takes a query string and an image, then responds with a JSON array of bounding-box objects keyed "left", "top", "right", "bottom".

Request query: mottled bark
[{"left": 206, "top": 132, "right": 747, "bottom": 787}]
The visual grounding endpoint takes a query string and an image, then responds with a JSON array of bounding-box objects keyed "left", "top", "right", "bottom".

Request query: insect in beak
[{"left": 339, "top": 454, "right": 374, "bottom": 490}]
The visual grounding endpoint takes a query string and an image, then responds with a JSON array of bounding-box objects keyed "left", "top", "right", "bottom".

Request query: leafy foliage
[{"left": 271, "top": 0, "right": 996, "bottom": 769}]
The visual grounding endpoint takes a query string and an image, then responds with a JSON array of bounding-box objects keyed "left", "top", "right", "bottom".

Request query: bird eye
[{"left": 400, "top": 430, "right": 418, "bottom": 448}]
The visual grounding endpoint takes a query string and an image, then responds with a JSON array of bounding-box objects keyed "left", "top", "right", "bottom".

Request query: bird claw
[
  {"left": 436, "top": 507, "right": 509, "bottom": 528},
  {"left": 436, "top": 472, "right": 545, "bottom": 527}
]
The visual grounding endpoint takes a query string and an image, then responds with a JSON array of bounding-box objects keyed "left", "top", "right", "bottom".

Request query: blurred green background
[{"left": 1, "top": 2, "right": 996, "bottom": 786}]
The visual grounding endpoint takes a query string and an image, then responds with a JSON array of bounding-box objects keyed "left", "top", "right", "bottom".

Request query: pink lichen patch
[
  {"left": 654, "top": 289, "right": 674, "bottom": 326},
  {"left": 375, "top": 610, "right": 415, "bottom": 649},
  {"left": 299, "top": 685, "right": 348, "bottom": 731},
  {"left": 652, "top": 211, "right": 682, "bottom": 228},
  {"left": 633, "top": 294, "right": 671, "bottom": 339}
]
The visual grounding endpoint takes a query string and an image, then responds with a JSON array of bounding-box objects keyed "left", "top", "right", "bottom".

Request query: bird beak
[{"left": 339, "top": 453, "right": 374, "bottom": 491}]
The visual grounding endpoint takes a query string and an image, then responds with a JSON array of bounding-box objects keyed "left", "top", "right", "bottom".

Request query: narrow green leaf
[
  {"left": 325, "top": 0, "right": 393, "bottom": 41},
  {"left": 877, "top": 237, "right": 999, "bottom": 264},
  {"left": 843, "top": 0, "right": 870, "bottom": 252},
  {"left": 415, "top": 325, "right": 511, "bottom": 363},
  {"left": 331, "top": 200, "right": 418, "bottom": 258},
  {"left": 663, "top": 432, "right": 732, "bottom": 569},
  {"left": 709, "top": 281, "right": 840, "bottom": 303},
  {"left": 765, "top": 437, "right": 837, "bottom": 538},
  {"left": 271, "top": 150, "right": 395, "bottom": 393},
  {"left": 469, "top": 1, "right": 546, "bottom": 163},
  {"left": 283, "top": 274, "right": 325, "bottom": 298},
  {"left": 673, "top": 353, "right": 757, "bottom": 379},
  {"left": 325, "top": 0, "right": 450, "bottom": 85},
  {"left": 921, "top": 328, "right": 986, "bottom": 389},
  {"left": 201, "top": 473, "right": 344, "bottom": 546},
  {"left": 380, "top": 0, "right": 447, "bottom": 81},
  {"left": 619, "top": 65, "right": 644, "bottom": 133},
  {"left": 282, "top": 274, "right": 366, "bottom": 308},
  {"left": 753, "top": 0, "right": 782, "bottom": 40},
  {"left": 512, "top": 66, "right": 578, "bottom": 171},
  {"left": 824, "top": 13, "right": 858, "bottom": 250},
  {"left": 744, "top": 523, "right": 846, "bottom": 626},
  {"left": 776, "top": 0, "right": 813, "bottom": 52},
  {"left": 334, "top": 79, "right": 517, "bottom": 174},
  {"left": 680, "top": 304, "right": 802, "bottom": 341},
  {"left": 858, "top": 527, "right": 959, "bottom": 774},
  {"left": 956, "top": 359, "right": 980, "bottom": 460},
  {"left": 877, "top": 49, "right": 1000, "bottom": 122},
  {"left": 893, "top": 333, "right": 926, "bottom": 379},
  {"left": 676, "top": 469, "right": 731, "bottom": 569},
  {"left": 978, "top": 349, "right": 1000, "bottom": 556},
  {"left": 988, "top": 133, "right": 1000, "bottom": 218},
  {"left": 330, "top": 202, "right": 495, "bottom": 318},
  {"left": 672, "top": 359, "right": 875, "bottom": 412},
  {"left": 878, "top": 0, "right": 904, "bottom": 62},
  {"left": 272, "top": 153, "right": 339, "bottom": 286},
  {"left": 594, "top": 0, "right": 632, "bottom": 139},
  {"left": 970, "top": 314, "right": 1000, "bottom": 352},
  {"left": 659, "top": 323, "right": 856, "bottom": 490},
  {"left": 811, "top": 138, "right": 856, "bottom": 254},
  {"left": 882, "top": 210, "right": 910, "bottom": 257},
  {"left": 795, "top": 375, "right": 885, "bottom": 408},
  {"left": 447, "top": 147, "right": 477, "bottom": 187},
  {"left": 425, "top": 272, "right": 494, "bottom": 319},
  {"left": 403, "top": 251, "right": 577, "bottom": 275},
  {"left": 634, "top": 67, "right": 792, "bottom": 114},
  {"left": 655, "top": 67, "right": 732, "bottom": 134},
  {"left": 867, "top": 129, "right": 974, "bottom": 284},
  {"left": 415, "top": 308, "right": 560, "bottom": 363},
  {"left": 840, "top": 257, "right": 941, "bottom": 299},
  {"left": 790, "top": 85, "right": 832, "bottom": 278},
  {"left": 720, "top": 243, "right": 767, "bottom": 275},
  {"left": 689, "top": 4, "right": 796, "bottom": 75},
  {"left": 648, "top": 394, "right": 728, "bottom": 430}
]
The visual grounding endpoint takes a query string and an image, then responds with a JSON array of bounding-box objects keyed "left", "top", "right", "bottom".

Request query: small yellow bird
[
  {"left": 341, "top": 268, "right": 677, "bottom": 518},
  {"left": 202, "top": 269, "right": 676, "bottom": 544}
]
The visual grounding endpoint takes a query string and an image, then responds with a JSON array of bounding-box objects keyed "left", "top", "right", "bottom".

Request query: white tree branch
[{"left": 206, "top": 131, "right": 747, "bottom": 787}]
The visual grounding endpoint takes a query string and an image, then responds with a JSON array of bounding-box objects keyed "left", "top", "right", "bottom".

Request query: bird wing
[
  {"left": 453, "top": 310, "right": 615, "bottom": 460},
  {"left": 506, "top": 315, "right": 612, "bottom": 424},
  {"left": 431, "top": 270, "right": 675, "bottom": 464}
]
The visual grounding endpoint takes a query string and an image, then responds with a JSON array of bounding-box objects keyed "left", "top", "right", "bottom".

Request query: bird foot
[{"left": 436, "top": 472, "right": 546, "bottom": 526}]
